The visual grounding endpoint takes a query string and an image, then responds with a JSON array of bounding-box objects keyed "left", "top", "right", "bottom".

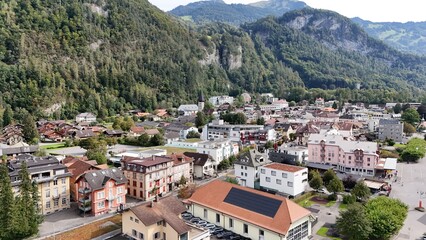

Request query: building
[
  {"left": 296, "top": 123, "right": 320, "bottom": 145},
  {"left": 0, "top": 142, "right": 39, "bottom": 157},
  {"left": 201, "top": 120, "right": 275, "bottom": 143},
  {"left": 269, "top": 146, "right": 308, "bottom": 165},
  {"left": 123, "top": 196, "right": 210, "bottom": 240},
  {"left": 178, "top": 105, "right": 199, "bottom": 116},
  {"left": 75, "top": 112, "right": 97, "bottom": 123},
  {"left": 196, "top": 139, "right": 239, "bottom": 163},
  {"left": 8, "top": 154, "right": 71, "bottom": 215},
  {"left": 378, "top": 119, "right": 403, "bottom": 142},
  {"left": 187, "top": 180, "right": 313, "bottom": 240},
  {"left": 164, "top": 123, "right": 199, "bottom": 139},
  {"left": 121, "top": 156, "right": 174, "bottom": 201},
  {"left": 75, "top": 168, "right": 127, "bottom": 216},
  {"left": 0, "top": 124, "right": 25, "bottom": 145},
  {"left": 307, "top": 130, "right": 379, "bottom": 176},
  {"left": 259, "top": 163, "right": 308, "bottom": 197},
  {"left": 234, "top": 149, "right": 270, "bottom": 188},
  {"left": 183, "top": 152, "right": 216, "bottom": 179},
  {"left": 209, "top": 96, "right": 234, "bottom": 107},
  {"left": 241, "top": 93, "right": 251, "bottom": 103},
  {"left": 169, "top": 153, "right": 194, "bottom": 186}
]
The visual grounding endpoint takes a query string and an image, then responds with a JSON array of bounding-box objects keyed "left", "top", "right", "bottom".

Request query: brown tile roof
[
  {"left": 145, "top": 129, "right": 160, "bottom": 135},
  {"left": 130, "top": 196, "right": 190, "bottom": 235},
  {"left": 168, "top": 153, "right": 194, "bottom": 166},
  {"left": 263, "top": 163, "right": 306, "bottom": 173},
  {"left": 130, "top": 126, "right": 145, "bottom": 134},
  {"left": 67, "top": 158, "right": 103, "bottom": 184},
  {"left": 188, "top": 180, "right": 311, "bottom": 235}
]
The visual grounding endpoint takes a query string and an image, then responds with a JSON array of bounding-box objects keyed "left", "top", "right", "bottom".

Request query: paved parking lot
[{"left": 390, "top": 159, "right": 426, "bottom": 240}]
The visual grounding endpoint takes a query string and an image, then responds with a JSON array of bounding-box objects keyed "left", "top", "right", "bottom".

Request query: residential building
[
  {"left": 183, "top": 152, "right": 216, "bottom": 179},
  {"left": 75, "top": 168, "right": 127, "bottom": 216},
  {"left": 178, "top": 104, "right": 199, "bottom": 116},
  {"left": 187, "top": 180, "right": 313, "bottom": 240},
  {"left": 259, "top": 163, "right": 308, "bottom": 197},
  {"left": 169, "top": 153, "right": 194, "bottom": 186},
  {"left": 201, "top": 119, "right": 276, "bottom": 143},
  {"left": 269, "top": 145, "right": 308, "bottom": 165},
  {"left": 8, "top": 154, "right": 71, "bottom": 215},
  {"left": 315, "top": 98, "right": 325, "bottom": 106},
  {"left": 234, "top": 149, "right": 270, "bottom": 188},
  {"left": 123, "top": 196, "right": 210, "bottom": 240},
  {"left": 307, "top": 129, "right": 379, "bottom": 176},
  {"left": 164, "top": 123, "right": 199, "bottom": 139},
  {"left": 196, "top": 139, "right": 239, "bottom": 163},
  {"left": 0, "top": 124, "right": 24, "bottom": 145},
  {"left": 121, "top": 156, "right": 174, "bottom": 201},
  {"left": 0, "top": 142, "right": 39, "bottom": 157},
  {"left": 209, "top": 96, "right": 234, "bottom": 106},
  {"left": 296, "top": 123, "right": 320, "bottom": 145},
  {"left": 241, "top": 93, "right": 251, "bottom": 103},
  {"left": 75, "top": 112, "right": 97, "bottom": 123},
  {"left": 378, "top": 119, "right": 403, "bottom": 142}
]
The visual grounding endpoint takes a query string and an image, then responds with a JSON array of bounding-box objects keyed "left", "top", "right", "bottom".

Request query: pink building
[
  {"left": 307, "top": 130, "right": 379, "bottom": 176},
  {"left": 75, "top": 168, "right": 127, "bottom": 216}
]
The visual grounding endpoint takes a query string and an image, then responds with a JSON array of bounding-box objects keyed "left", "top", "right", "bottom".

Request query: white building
[
  {"left": 209, "top": 96, "right": 234, "bottom": 106},
  {"left": 259, "top": 163, "right": 308, "bottom": 197},
  {"left": 196, "top": 139, "right": 239, "bottom": 163},
  {"left": 75, "top": 112, "right": 96, "bottom": 123},
  {"left": 178, "top": 104, "right": 199, "bottom": 116},
  {"left": 234, "top": 149, "right": 270, "bottom": 188},
  {"left": 183, "top": 152, "right": 216, "bottom": 179}
]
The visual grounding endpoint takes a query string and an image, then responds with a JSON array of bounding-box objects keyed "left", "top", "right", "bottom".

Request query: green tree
[
  {"left": 225, "top": 177, "right": 239, "bottom": 184},
  {"left": 218, "top": 159, "right": 231, "bottom": 170},
  {"left": 3, "top": 105, "right": 13, "bottom": 126},
  {"left": 112, "top": 117, "right": 123, "bottom": 130},
  {"left": 322, "top": 169, "right": 337, "bottom": 186},
  {"left": 138, "top": 133, "right": 151, "bottom": 147},
  {"left": 120, "top": 116, "right": 134, "bottom": 131},
  {"left": 0, "top": 159, "right": 17, "bottom": 240},
  {"left": 309, "top": 170, "right": 323, "bottom": 191},
  {"left": 351, "top": 181, "right": 371, "bottom": 202},
  {"left": 336, "top": 203, "right": 372, "bottom": 240},
  {"left": 342, "top": 175, "right": 357, "bottom": 189},
  {"left": 401, "top": 108, "right": 420, "bottom": 125},
  {"left": 393, "top": 103, "right": 402, "bottom": 114},
  {"left": 264, "top": 141, "right": 274, "bottom": 149},
  {"left": 256, "top": 117, "right": 265, "bottom": 125},
  {"left": 326, "top": 177, "right": 344, "bottom": 195},
  {"left": 186, "top": 131, "right": 200, "bottom": 138},
  {"left": 403, "top": 122, "right": 416, "bottom": 134},
  {"left": 22, "top": 113, "right": 39, "bottom": 144},
  {"left": 365, "top": 197, "right": 408, "bottom": 240},
  {"left": 86, "top": 150, "right": 108, "bottom": 165},
  {"left": 195, "top": 111, "right": 208, "bottom": 127},
  {"left": 150, "top": 134, "right": 164, "bottom": 146},
  {"left": 179, "top": 175, "right": 187, "bottom": 185},
  {"left": 332, "top": 101, "right": 338, "bottom": 109}
]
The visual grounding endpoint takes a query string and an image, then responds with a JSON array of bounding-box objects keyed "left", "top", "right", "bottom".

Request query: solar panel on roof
[{"left": 223, "top": 187, "right": 282, "bottom": 218}]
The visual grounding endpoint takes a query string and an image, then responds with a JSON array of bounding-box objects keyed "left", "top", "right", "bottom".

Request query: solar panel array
[{"left": 223, "top": 187, "right": 282, "bottom": 218}]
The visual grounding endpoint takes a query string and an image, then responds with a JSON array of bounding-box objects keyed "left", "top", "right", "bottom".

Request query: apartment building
[
  {"left": 123, "top": 196, "right": 210, "bottom": 240},
  {"left": 187, "top": 180, "right": 313, "bottom": 240},
  {"left": 307, "top": 130, "right": 379, "bottom": 176},
  {"left": 209, "top": 95, "right": 234, "bottom": 106},
  {"left": 234, "top": 149, "right": 270, "bottom": 188},
  {"left": 121, "top": 156, "right": 174, "bottom": 201},
  {"left": 169, "top": 153, "right": 194, "bottom": 186},
  {"left": 196, "top": 139, "right": 239, "bottom": 163},
  {"left": 259, "top": 163, "right": 308, "bottom": 197},
  {"left": 183, "top": 152, "right": 216, "bottom": 179},
  {"left": 8, "top": 154, "right": 71, "bottom": 215},
  {"left": 75, "top": 168, "right": 127, "bottom": 216},
  {"left": 378, "top": 119, "right": 403, "bottom": 142}
]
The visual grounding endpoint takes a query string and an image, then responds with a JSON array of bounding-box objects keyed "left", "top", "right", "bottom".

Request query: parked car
[
  {"left": 205, "top": 223, "right": 216, "bottom": 230},
  {"left": 182, "top": 213, "right": 193, "bottom": 220},
  {"left": 196, "top": 220, "right": 208, "bottom": 227},
  {"left": 189, "top": 217, "right": 201, "bottom": 224},
  {"left": 212, "top": 227, "right": 224, "bottom": 235},
  {"left": 217, "top": 231, "right": 233, "bottom": 239}
]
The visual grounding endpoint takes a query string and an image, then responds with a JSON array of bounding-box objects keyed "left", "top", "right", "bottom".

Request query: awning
[{"left": 364, "top": 180, "right": 384, "bottom": 190}]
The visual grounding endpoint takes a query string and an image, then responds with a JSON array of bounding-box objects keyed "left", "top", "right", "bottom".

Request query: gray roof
[
  {"left": 81, "top": 168, "right": 127, "bottom": 191},
  {"left": 234, "top": 149, "right": 270, "bottom": 168},
  {"left": 379, "top": 119, "right": 401, "bottom": 125},
  {"left": 306, "top": 162, "right": 334, "bottom": 170},
  {"left": 178, "top": 104, "right": 198, "bottom": 111},
  {"left": 183, "top": 152, "right": 212, "bottom": 166}
]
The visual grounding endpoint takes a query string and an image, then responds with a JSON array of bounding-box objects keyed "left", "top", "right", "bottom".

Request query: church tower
[{"left": 198, "top": 92, "right": 205, "bottom": 111}]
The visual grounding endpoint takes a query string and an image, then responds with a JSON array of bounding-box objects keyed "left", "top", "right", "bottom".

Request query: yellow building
[
  {"left": 8, "top": 154, "right": 71, "bottom": 215},
  {"left": 122, "top": 196, "right": 210, "bottom": 240},
  {"left": 187, "top": 180, "right": 314, "bottom": 240}
]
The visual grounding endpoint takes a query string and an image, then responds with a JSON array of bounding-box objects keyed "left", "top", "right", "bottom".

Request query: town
[{"left": 1, "top": 93, "right": 425, "bottom": 240}]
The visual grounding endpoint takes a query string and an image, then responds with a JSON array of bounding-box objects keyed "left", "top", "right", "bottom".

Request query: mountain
[
  {"left": 352, "top": 18, "right": 426, "bottom": 55},
  {"left": 169, "top": 0, "right": 307, "bottom": 26},
  {"left": 1, "top": 1, "right": 426, "bottom": 120}
]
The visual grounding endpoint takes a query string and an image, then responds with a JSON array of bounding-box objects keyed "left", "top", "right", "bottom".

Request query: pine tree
[
  {"left": 0, "top": 159, "right": 17, "bottom": 240},
  {"left": 22, "top": 113, "right": 39, "bottom": 143},
  {"left": 3, "top": 105, "right": 13, "bottom": 126}
]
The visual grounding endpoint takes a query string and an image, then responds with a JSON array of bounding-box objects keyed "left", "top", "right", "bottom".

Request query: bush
[
  {"left": 328, "top": 194, "right": 338, "bottom": 201},
  {"left": 342, "top": 194, "right": 356, "bottom": 204}
]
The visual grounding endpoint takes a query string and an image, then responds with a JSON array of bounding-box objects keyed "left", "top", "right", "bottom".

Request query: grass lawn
[
  {"left": 140, "top": 146, "right": 197, "bottom": 155},
  {"left": 394, "top": 143, "right": 406, "bottom": 149},
  {"left": 40, "top": 142, "right": 66, "bottom": 149},
  {"left": 185, "top": 138, "right": 202, "bottom": 143},
  {"left": 325, "top": 200, "right": 336, "bottom": 207},
  {"left": 339, "top": 203, "right": 348, "bottom": 210},
  {"left": 43, "top": 214, "right": 121, "bottom": 240},
  {"left": 299, "top": 199, "right": 315, "bottom": 208},
  {"left": 316, "top": 227, "right": 342, "bottom": 240}
]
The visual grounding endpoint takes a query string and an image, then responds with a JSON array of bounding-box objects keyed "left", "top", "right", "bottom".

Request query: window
[
  {"left": 132, "top": 229, "right": 137, "bottom": 237},
  {"left": 216, "top": 213, "right": 220, "bottom": 223},
  {"left": 229, "top": 218, "right": 233, "bottom": 228},
  {"left": 117, "top": 187, "right": 123, "bottom": 194},
  {"left": 140, "top": 182, "right": 143, "bottom": 188},
  {"left": 130, "top": 216, "right": 133, "bottom": 221},
  {"left": 54, "top": 199, "right": 59, "bottom": 207},
  {"left": 135, "top": 219, "right": 139, "bottom": 223},
  {"left": 241, "top": 166, "right": 243, "bottom": 169},
  {"left": 282, "top": 173, "right": 288, "bottom": 178},
  {"left": 44, "top": 182, "right": 50, "bottom": 187},
  {"left": 139, "top": 233, "right": 144, "bottom": 240},
  {"left": 61, "top": 178, "right": 66, "bottom": 184},
  {"left": 45, "top": 189, "right": 50, "bottom": 198},
  {"left": 260, "top": 169, "right": 265, "bottom": 174},
  {"left": 243, "top": 224, "right": 248, "bottom": 234},
  {"left": 271, "top": 171, "right": 276, "bottom": 176},
  {"left": 62, "top": 186, "right": 66, "bottom": 194},
  {"left": 204, "top": 209, "right": 208, "bottom": 218},
  {"left": 61, "top": 198, "right": 66, "bottom": 205},
  {"left": 276, "top": 179, "right": 282, "bottom": 185},
  {"left": 287, "top": 181, "right": 293, "bottom": 187},
  {"left": 97, "top": 191, "right": 105, "bottom": 199},
  {"left": 46, "top": 201, "right": 50, "bottom": 209},
  {"left": 53, "top": 180, "right": 58, "bottom": 185},
  {"left": 180, "top": 232, "right": 188, "bottom": 240},
  {"left": 133, "top": 173, "right": 137, "bottom": 179},
  {"left": 117, "top": 196, "right": 123, "bottom": 204},
  {"left": 266, "top": 177, "right": 271, "bottom": 182},
  {"left": 259, "top": 230, "right": 264, "bottom": 236},
  {"left": 241, "top": 172, "right": 244, "bottom": 176},
  {"left": 154, "top": 232, "right": 160, "bottom": 239},
  {"left": 97, "top": 201, "right": 105, "bottom": 209}
]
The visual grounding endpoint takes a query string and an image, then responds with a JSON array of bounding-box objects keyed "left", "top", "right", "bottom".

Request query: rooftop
[{"left": 263, "top": 163, "right": 307, "bottom": 173}]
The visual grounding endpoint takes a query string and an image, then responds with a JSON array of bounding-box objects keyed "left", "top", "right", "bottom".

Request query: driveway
[{"left": 390, "top": 159, "right": 426, "bottom": 240}]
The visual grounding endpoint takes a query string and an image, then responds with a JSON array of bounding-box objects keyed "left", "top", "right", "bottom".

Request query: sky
[{"left": 147, "top": 0, "right": 426, "bottom": 23}]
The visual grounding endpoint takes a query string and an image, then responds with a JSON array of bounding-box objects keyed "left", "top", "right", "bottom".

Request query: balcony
[
  {"left": 79, "top": 197, "right": 91, "bottom": 204},
  {"left": 107, "top": 195, "right": 115, "bottom": 201},
  {"left": 78, "top": 187, "right": 92, "bottom": 194},
  {"left": 52, "top": 194, "right": 61, "bottom": 199},
  {"left": 79, "top": 201, "right": 92, "bottom": 212}
]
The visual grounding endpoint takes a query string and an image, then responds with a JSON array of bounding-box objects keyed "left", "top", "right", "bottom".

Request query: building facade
[
  {"left": 259, "top": 163, "right": 308, "bottom": 197},
  {"left": 378, "top": 119, "right": 403, "bottom": 142},
  {"left": 75, "top": 112, "right": 97, "bottom": 123},
  {"left": 209, "top": 96, "right": 234, "bottom": 106},
  {"left": 234, "top": 149, "right": 270, "bottom": 188},
  {"left": 196, "top": 139, "right": 239, "bottom": 163},
  {"left": 8, "top": 154, "right": 71, "bottom": 215},
  {"left": 183, "top": 152, "right": 216, "bottom": 179},
  {"left": 75, "top": 168, "right": 127, "bottom": 216}
]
